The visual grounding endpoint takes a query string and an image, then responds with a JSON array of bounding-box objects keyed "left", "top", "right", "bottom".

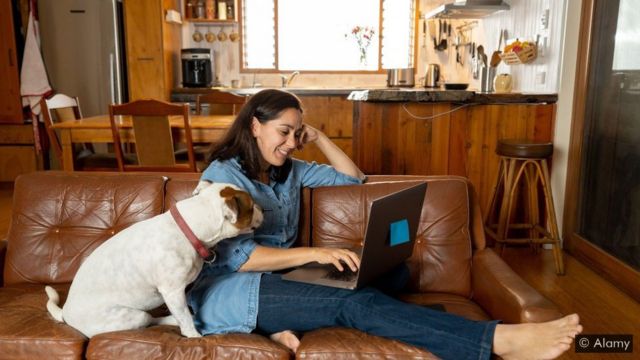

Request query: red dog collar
[{"left": 170, "top": 205, "right": 216, "bottom": 263}]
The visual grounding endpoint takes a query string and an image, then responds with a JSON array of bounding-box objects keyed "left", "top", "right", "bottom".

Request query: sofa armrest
[
  {"left": 0, "top": 238, "right": 7, "bottom": 287},
  {"left": 471, "top": 248, "right": 562, "bottom": 324}
]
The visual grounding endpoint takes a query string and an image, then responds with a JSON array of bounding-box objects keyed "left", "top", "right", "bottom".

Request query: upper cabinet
[
  {"left": 123, "top": 0, "right": 181, "bottom": 101},
  {"left": 0, "top": 0, "right": 24, "bottom": 124}
]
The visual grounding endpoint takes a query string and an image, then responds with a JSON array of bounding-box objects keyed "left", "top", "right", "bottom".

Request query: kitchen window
[{"left": 241, "top": 0, "right": 416, "bottom": 72}]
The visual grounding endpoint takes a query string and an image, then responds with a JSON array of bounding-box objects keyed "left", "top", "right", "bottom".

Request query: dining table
[{"left": 51, "top": 114, "right": 235, "bottom": 171}]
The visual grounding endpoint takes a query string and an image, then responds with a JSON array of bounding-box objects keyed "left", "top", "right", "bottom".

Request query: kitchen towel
[
  {"left": 20, "top": 4, "right": 52, "bottom": 119},
  {"left": 20, "top": 1, "right": 52, "bottom": 152}
]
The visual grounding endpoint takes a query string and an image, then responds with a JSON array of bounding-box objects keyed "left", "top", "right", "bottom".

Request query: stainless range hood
[{"left": 425, "top": 0, "right": 510, "bottom": 19}]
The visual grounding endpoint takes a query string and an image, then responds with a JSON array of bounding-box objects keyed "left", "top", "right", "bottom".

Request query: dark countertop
[
  {"left": 171, "top": 87, "right": 557, "bottom": 104},
  {"left": 172, "top": 87, "right": 361, "bottom": 97},
  {"left": 347, "top": 89, "right": 558, "bottom": 104}
]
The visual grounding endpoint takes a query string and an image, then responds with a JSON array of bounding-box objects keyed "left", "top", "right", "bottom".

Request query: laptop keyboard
[{"left": 323, "top": 266, "right": 359, "bottom": 281}]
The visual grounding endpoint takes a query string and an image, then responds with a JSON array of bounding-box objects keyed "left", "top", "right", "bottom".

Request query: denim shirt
[{"left": 187, "top": 157, "right": 363, "bottom": 335}]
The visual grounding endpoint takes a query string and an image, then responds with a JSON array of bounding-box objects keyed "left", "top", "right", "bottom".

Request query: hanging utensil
[
  {"left": 192, "top": 28, "right": 203, "bottom": 43},
  {"left": 437, "top": 20, "right": 448, "bottom": 51},
  {"left": 205, "top": 26, "right": 216, "bottom": 43},
  {"left": 489, "top": 29, "right": 503, "bottom": 67},
  {"left": 217, "top": 27, "right": 228, "bottom": 42},
  {"left": 229, "top": 25, "right": 240, "bottom": 42},
  {"left": 428, "top": 19, "right": 437, "bottom": 50}
]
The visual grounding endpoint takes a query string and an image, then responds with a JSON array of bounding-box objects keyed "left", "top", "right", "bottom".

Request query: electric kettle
[{"left": 424, "top": 64, "right": 440, "bottom": 88}]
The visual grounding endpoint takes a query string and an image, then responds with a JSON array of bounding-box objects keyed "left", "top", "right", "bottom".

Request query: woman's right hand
[{"left": 311, "top": 247, "right": 360, "bottom": 272}]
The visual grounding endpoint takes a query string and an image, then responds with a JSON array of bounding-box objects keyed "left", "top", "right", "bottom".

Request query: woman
[{"left": 187, "top": 89, "right": 582, "bottom": 359}]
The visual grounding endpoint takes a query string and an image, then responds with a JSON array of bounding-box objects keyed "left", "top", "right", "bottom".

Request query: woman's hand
[
  {"left": 312, "top": 247, "right": 360, "bottom": 272},
  {"left": 296, "top": 124, "right": 322, "bottom": 151}
]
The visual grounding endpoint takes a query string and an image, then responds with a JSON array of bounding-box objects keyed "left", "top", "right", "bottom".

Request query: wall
[
  {"left": 553, "top": 0, "right": 582, "bottom": 238},
  {"left": 180, "top": 0, "right": 566, "bottom": 92}
]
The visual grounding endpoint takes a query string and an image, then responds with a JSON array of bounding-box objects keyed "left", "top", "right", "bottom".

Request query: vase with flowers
[{"left": 345, "top": 25, "right": 375, "bottom": 65}]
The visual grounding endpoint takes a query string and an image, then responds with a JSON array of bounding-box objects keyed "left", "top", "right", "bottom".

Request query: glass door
[{"left": 565, "top": 0, "right": 640, "bottom": 300}]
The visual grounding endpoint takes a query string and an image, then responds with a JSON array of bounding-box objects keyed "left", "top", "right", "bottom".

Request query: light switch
[
  {"left": 540, "top": 8, "right": 550, "bottom": 30},
  {"left": 536, "top": 70, "right": 546, "bottom": 85}
]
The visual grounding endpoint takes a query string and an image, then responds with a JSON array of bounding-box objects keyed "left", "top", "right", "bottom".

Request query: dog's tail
[{"left": 45, "top": 286, "right": 64, "bottom": 323}]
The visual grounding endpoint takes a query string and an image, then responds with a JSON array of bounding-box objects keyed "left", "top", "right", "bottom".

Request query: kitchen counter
[
  {"left": 172, "top": 87, "right": 378, "bottom": 99},
  {"left": 350, "top": 92, "right": 558, "bottom": 217},
  {"left": 172, "top": 87, "right": 557, "bottom": 104},
  {"left": 348, "top": 89, "right": 558, "bottom": 104}
]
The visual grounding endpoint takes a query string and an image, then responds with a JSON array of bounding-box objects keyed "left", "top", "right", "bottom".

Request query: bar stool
[{"left": 484, "top": 139, "right": 564, "bottom": 275}]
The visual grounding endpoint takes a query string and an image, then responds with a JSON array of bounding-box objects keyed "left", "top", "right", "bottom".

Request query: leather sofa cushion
[
  {"left": 5, "top": 172, "right": 167, "bottom": 285},
  {"left": 311, "top": 177, "right": 473, "bottom": 297},
  {"left": 398, "top": 292, "right": 491, "bottom": 322},
  {"left": 297, "top": 327, "right": 437, "bottom": 360},
  {"left": 0, "top": 284, "right": 85, "bottom": 360},
  {"left": 164, "top": 174, "right": 201, "bottom": 209},
  {"left": 86, "top": 326, "right": 290, "bottom": 360}
]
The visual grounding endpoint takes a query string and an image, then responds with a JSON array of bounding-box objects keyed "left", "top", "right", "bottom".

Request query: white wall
[
  {"left": 553, "top": 0, "right": 582, "bottom": 238},
  {"left": 416, "top": 0, "right": 567, "bottom": 92}
]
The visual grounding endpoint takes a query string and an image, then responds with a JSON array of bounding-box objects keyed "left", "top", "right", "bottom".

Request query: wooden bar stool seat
[{"left": 484, "top": 139, "right": 565, "bottom": 274}]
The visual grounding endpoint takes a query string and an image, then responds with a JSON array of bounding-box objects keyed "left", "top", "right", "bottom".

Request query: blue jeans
[{"left": 256, "top": 269, "right": 497, "bottom": 360}]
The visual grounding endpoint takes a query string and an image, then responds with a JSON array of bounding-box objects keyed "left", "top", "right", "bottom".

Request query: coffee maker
[{"left": 181, "top": 48, "right": 213, "bottom": 87}]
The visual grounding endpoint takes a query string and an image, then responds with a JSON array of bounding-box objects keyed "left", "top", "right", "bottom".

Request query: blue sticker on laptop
[{"left": 389, "top": 219, "right": 410, "bottom": 246}]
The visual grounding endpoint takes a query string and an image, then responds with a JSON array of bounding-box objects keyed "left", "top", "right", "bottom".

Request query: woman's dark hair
[{"left": 206, "top": 89, "right": 303, "bottom": 182}]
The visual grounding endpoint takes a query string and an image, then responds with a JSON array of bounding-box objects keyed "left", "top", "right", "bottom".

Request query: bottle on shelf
[
  {"left": 227, "top": 1, "right": 234, "bottom": 20},
  {"left": 186, "top": 0, "right": 195, "bottom": 19},
  {"left": 195, "top": 0, "right": 205, "bottom": 19},
  {"left": 217, "top": 0, "right": 227, "bottom": 20},
  {"left": 205, "top": 0, "right": 215, "bottom": 20}
]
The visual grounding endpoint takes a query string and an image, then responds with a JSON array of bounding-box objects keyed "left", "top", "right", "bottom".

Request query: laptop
[{"left": 282, "top": 182, "right": 427, "bottom": 290}]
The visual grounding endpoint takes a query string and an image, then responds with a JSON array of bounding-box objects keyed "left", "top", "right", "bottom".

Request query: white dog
[{"left": 45, "top": 182, "right": 263, "bottom": 338}]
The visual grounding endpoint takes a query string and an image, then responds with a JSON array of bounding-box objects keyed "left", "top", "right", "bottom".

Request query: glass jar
[
  {"left": 186, "top": 0, "right": 195, "bottom": 19},
  {"left": 195, "top": 0, "right": 205, "bottom": 19}
]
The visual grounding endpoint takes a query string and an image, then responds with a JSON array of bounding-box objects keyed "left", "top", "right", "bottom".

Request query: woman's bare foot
[
  {"left": 270, "top": 330, "right": 300, "bottom": 353},
  {"left": 493, "top": 313, "right": 582, "bottom": 360}
]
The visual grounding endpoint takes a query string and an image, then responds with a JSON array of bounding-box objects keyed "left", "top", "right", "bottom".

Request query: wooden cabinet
[
  {"left": 294, "top": 96, "right": 353, "bottom": 164},
  {"left": 0, "top": 0, "right": 24, "bottom": 124},
  {"left": 0, "top": 125, "right": 40, "bottom": 181},
  {"left": 123, "top": 0, "right": 181, "bottom": 101}
]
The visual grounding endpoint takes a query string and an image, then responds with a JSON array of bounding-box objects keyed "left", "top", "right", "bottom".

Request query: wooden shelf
[{"left": 187, "top": 19, "right": 238, "bottom": 26}]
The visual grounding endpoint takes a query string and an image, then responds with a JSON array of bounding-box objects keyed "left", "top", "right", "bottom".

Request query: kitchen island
[
  {"left": 348, "top": 89, "right": 558, "bottom": 215},
  {"left": 171, "top": 86, "right": 557, "bottom": 214}
]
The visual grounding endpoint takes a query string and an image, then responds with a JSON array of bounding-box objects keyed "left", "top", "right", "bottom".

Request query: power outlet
[
  {"left": 538, "top": 36, "right": 548, "bottom": 57},
  {"left": 536, "top": 70, "right": 546, "bottom": 85}
]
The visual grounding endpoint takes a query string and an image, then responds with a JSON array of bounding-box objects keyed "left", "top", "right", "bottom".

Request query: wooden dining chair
[
  {"left": 195, "top": 90, "right": 247, "bottom": 115},
  {"left": 109, "top": 99, "right": 197, "bottom": 172},
  {"left": 40, "top": 94, "right": 121, "bottom": 171}
]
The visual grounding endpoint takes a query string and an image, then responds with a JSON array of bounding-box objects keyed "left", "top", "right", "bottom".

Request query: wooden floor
[{"left": 0, "top": 182, "right": 638, "bottom": 359}]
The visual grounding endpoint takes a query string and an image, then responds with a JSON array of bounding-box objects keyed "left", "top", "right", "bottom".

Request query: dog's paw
[{"left": 182, "top": 329, "right": 202, "bottom": 338}]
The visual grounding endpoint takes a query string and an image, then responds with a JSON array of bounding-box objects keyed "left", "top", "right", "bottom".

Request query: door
[{"left": 565, "top": 0, "right": 640, "bottom": 301}]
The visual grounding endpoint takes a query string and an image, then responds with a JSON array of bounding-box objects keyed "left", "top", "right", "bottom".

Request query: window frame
[{"left": 238, "top": 0, "right": 419, "bottom": 74}]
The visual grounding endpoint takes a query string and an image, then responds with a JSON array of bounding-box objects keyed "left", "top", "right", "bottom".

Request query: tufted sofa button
[
  {"left": 54, "top": 228, "right": 60, "bottom": 233},
  {"left": 110, "top": 230, "right": 116, "bottom": 235}
]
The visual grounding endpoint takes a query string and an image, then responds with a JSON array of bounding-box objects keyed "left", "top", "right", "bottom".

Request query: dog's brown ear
[{"left": 220, "top": 187, "right": 254, "bottom": 228}]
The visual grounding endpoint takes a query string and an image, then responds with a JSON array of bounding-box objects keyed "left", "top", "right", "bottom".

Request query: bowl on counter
[{"left": 444, "top": 83, "right": 469, "bottom": 90}]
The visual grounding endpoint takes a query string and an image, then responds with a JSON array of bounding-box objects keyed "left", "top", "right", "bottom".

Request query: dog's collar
[{"left": 169, "top": 205, "right": 216, "bottom": 263}]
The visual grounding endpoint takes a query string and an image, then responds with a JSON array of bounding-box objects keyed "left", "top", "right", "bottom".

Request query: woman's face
[{"left": 251, "top": 108, "right": 303, "bottom": 169}]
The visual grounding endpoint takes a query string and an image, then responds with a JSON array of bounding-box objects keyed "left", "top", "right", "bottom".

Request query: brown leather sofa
[{"left": 0, "top": 171, "right": 562, "bottom": 359}]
